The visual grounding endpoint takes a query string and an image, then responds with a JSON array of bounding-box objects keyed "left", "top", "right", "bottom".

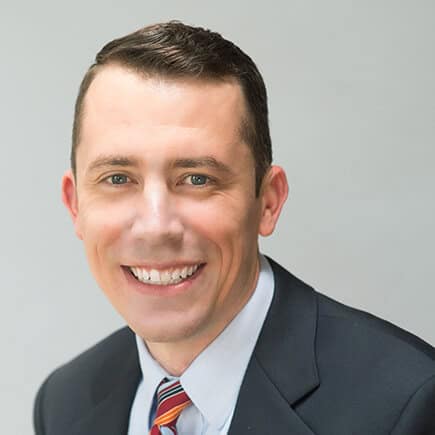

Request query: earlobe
[
  {"left": 258, "top": 165, "right": 289, "bottom": 237},
  {"left": 61, "top": 170, "right": 83, "bottom": 239}
]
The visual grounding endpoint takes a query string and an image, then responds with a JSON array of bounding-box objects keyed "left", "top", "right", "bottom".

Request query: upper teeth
[{"left": 129, "top": 264, "right": 201, "bottom": 285}]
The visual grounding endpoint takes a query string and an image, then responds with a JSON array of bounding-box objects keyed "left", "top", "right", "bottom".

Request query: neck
[{"left": 146, "top": 334, "right": 214, "bottom": 376}]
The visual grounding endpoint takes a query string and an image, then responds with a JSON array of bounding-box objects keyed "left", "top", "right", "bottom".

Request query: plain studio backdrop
[{"left": 1, "top": 1, "right": 434, "bottom": 434}]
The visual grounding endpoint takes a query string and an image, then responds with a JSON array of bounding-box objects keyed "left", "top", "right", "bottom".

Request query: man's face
[{"left": 63, "top": 65, "right": 286, "bottom": 350}]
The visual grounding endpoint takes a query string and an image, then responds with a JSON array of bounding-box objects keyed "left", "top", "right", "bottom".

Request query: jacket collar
[{"left": 228, "top": 257, "right": 319, "bottom": 434}]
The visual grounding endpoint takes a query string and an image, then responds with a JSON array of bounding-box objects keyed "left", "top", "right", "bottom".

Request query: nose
[{"left": 129, "top": 181, "right": 184, "bottom": 245}]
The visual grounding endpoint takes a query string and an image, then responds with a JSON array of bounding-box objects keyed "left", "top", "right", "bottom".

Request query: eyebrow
[
  {"left": 86, "top": 155, "right": 139, "bottom": 173},
  {"left": 172, "top": 156, "right": 234, "bottom": 175},
  {"left": 86, "top": 154, "right": 234, "bottom": 175}
]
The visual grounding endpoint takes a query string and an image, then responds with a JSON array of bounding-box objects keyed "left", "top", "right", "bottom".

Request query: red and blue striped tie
[{"left": 150, "top": 379, "right": 192, "bottom": 435}]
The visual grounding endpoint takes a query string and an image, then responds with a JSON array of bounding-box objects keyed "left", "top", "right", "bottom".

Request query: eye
[
  {"left": 185, "top": 174, "right": 210, "bottom": 186},
  {"left": 106, "top": 174, "right": 130, "bottom": 185}
]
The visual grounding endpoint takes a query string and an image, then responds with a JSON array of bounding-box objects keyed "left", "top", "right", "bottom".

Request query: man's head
[
  {"left": 62, "top": 22, "right": 288, "bottom": 363},
  {"left": 71, "top": 21, "right": 271, "bottom": 195}
]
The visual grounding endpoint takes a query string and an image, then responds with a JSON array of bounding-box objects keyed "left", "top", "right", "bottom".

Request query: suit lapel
[
  {"left": 229, "top": 258, "right": 320, "bottom": 434},
  {"left": 229, "top": 357, "right": 316, "bottom": 435},
  {"left": 67, "top": 332, "right": 141, "bottom": 435}
]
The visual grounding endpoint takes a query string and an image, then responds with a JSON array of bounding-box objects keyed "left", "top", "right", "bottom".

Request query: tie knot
[{"left": 150, "top": 379, "right": 192, "bottom": 434}]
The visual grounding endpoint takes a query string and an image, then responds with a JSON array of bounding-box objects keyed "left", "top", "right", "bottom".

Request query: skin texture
[{"left": 62, "top": 65, "right": 288, "bottom": 375}]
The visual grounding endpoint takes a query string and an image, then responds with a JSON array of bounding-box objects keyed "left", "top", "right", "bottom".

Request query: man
[{"left": 34, "top": 21, "right": 435, "bottom": 434}]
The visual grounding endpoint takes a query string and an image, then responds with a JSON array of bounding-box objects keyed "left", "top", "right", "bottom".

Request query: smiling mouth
[{"left": 127, "top": 263, "right": 204, "bottom": 286}]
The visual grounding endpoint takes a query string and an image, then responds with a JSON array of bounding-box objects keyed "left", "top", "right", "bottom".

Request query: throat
[{"left": 144, "top": 341, "right": 199, "bottom": 376}]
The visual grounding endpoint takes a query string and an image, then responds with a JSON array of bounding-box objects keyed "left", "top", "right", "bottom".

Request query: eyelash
[
  {"left": 181, "top": 174, "right": 214, "bottom": 187},
  {"left": 100, "top": 173, "right": 216, "bottom": 189},
  {"left": 103, "top": 174, "right": 132, "bottom": 186}
]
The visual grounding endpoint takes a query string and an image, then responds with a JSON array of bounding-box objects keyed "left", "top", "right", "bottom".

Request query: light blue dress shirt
[{"left": 128, "top": 254, "right": 274, "bottom": 435}]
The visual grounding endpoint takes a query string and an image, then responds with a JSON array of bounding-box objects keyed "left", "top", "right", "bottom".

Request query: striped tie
[{"left": 149, "top": 379, "right": 192, "bottom": 435}]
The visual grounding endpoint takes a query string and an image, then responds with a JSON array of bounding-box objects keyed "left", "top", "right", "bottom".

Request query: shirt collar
[{"left": 135, "top": 254, "right": 274, "bottom": 431}]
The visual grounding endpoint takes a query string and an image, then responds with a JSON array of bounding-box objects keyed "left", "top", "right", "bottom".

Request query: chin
[{"left": 129, "top": 312, "right": 207, "bottom": 344}]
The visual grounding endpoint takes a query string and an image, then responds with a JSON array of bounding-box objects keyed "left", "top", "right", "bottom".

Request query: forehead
[{"left": 77, "top": 66, "right": 250, "bottom": 162}]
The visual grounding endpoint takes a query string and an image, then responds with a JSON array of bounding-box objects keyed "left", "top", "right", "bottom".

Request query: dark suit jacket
[{"left": 34, "top": 258, "right": 435, "bottom": 434}]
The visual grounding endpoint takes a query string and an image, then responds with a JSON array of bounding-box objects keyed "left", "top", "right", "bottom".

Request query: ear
[
  {"left": 258, "top": 165, "right": 289, "bottom": 237},
  {"left": 61, "top": 170, "right": 83, "bottom": 239}
]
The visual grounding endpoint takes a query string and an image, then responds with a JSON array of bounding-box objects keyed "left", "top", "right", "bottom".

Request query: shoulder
[
  {"left": 317, "top": 291, "right": 435, "bottom": 362},
  {"left": 268, "top": 257, "right": 435, "bottom": 431},
  {"left": 268, "top": 255, "right": 435, "bottom": 366},
  {"left": 313, "top": 292, "right": 435, "bottom": 431},
  {"left": 34, "top": 327, "right": 137, "bottom": 434},
  {"left": 315, "top": 288, "right": 435, "bottom": 377},
  {"left": 42, "top": 326, "right": 136, "bottom": 389}
]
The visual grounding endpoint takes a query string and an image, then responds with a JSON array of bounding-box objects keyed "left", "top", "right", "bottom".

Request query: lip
[{"left": 121, "top": 263, "right": 205, "bottom": 296}]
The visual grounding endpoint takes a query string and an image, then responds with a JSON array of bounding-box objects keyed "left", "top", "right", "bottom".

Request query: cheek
[
  {"left": 78, "top": 198, "right": 134, "bottom": 264},
  {"left": 177, "top": 196, "right": 243, "bottom": 241},
  {"left": 179, "top": 196, "right": 261, "bottom": 264}
]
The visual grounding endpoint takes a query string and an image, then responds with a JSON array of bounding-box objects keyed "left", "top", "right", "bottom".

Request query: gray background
[{"left": 1, "top": 1, "right": 434, "bottom": 434}]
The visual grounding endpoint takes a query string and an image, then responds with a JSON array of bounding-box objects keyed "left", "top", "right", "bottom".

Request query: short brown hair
[{"left": 72, "top": 21, "right": 272, "bottom": 194}]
